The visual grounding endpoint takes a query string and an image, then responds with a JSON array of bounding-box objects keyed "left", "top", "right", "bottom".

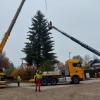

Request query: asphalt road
[{"left": 8, "top": 78, "right": 100, "bottom": 90}]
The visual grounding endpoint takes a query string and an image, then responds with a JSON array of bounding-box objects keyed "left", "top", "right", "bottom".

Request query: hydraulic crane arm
[
  {"left": 48, "top": 22, "right": 100, "bottom": 57},
  {"left": 0, "top": 0, "right": 26, "bottom": 53}
]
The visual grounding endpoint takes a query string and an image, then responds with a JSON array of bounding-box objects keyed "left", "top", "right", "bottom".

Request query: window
[{"left": 73, "top": 63, "right": 81, "bottom": 67}]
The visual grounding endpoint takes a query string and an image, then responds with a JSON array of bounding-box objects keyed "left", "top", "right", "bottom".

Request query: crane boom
[
  {"left": 48, "top": 22, "right": 100, "bottom": 57},
  {"left": 0, "top": 0, "right": 26, "bottom": 53}
]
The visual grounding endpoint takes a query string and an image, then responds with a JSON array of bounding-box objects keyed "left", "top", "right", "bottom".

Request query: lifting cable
[{"left": 44, "top": 0, "right": 47, "bottom": 10}]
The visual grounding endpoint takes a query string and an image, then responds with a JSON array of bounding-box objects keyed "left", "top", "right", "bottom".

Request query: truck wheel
[
  {"left": 51, "top": 78, "right": 57, "bottom": 85},
  {"left": 72, "top": 76, "right": 80, "bottom": 84},
  {"left": 41, "top": 78, "right": 48, "bottom": 86}
]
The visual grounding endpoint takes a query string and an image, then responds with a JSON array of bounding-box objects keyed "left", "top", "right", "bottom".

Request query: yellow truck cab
[{"left": 65, "top": 59, "right": 85, "bottom": 84}]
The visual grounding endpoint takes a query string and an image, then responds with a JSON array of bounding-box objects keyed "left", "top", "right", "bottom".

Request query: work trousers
[
  {"left": 17, "top": 82, "right": 20, "bottom": 87},
  {"left": 35, "top": 79, "right": 41, "bottom": 92}
]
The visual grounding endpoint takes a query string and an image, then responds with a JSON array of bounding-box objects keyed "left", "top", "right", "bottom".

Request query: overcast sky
[{"left": 0, "top": 0, "right": 100, "bottom": 66}]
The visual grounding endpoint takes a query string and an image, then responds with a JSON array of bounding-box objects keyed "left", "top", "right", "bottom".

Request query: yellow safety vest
[
  {"left": 17, "top": 76, "right": 21, "bottom": 82},
  {"left": 34, "top": 73, "right": 42, "bottom": 79}
]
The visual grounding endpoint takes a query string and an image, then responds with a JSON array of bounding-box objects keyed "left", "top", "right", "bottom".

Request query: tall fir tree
[{"left": 22, "top": 11, "right": 56, "bottom": 70}]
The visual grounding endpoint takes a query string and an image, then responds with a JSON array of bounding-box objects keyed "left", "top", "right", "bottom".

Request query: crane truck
[
  {"left": 41, "top": 59, "right": 84, "bottom": 85},
  {"left": 40, "top": 22, "right": 100, "bottom": 85},
  {"left": 0, "top": 0, "right": 26, "bottom": 87}
]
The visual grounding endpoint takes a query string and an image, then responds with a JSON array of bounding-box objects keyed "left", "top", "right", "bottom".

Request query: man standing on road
[
  {"left": 34, "top": 70, "right": 42, "bottom": 92},
  {"left": 17, "top": 75, "right": 21, "bottom": 87}
]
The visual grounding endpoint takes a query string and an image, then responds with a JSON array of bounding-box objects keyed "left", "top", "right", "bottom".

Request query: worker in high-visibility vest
[
  {"left": 17, "top": 75, "right": 21, "bottom": 87},
  {"left": 34, "top": 70, "right": 42, "bottom": 92}
]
